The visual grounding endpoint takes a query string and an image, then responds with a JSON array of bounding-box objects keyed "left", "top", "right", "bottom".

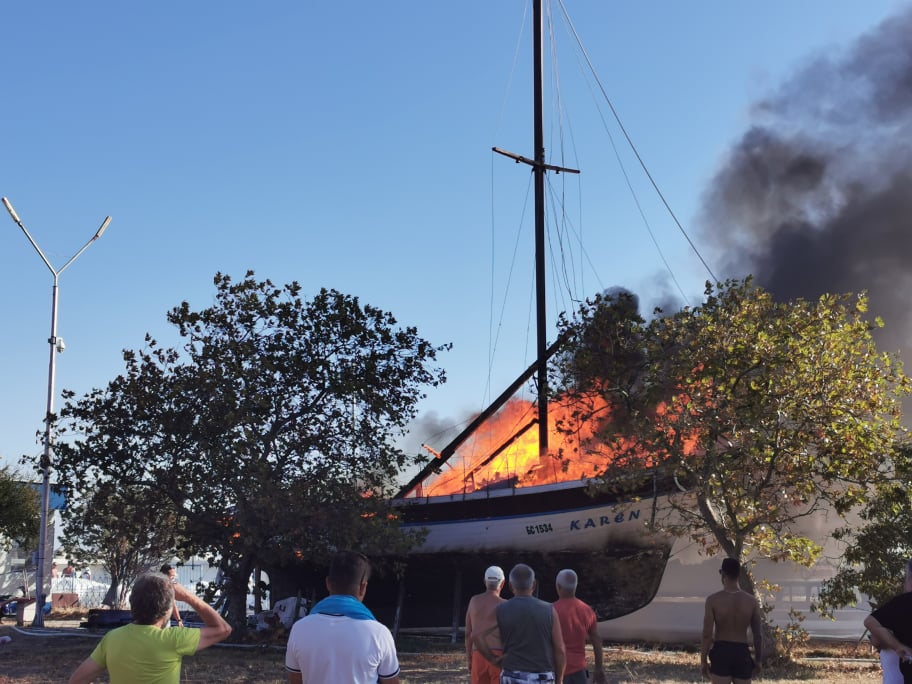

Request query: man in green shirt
[{"left": 68, "top": 572, "right": 232, "bottom": 684}]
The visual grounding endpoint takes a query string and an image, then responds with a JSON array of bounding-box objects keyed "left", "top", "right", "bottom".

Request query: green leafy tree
[
  {"left": 0, "top": 466, "right": 40, "bottom": 550},
  {"left": 59, "top": 481, "right": 183, "bottom": 608},
  {"left": 553, "top": 278, "right": 909, "bottom": 598},
  {"left": 53, "top": 272, "right": 447, "bottom": 633},
  {"left": 815, "top": 441, "right": 912, "bottom": 614}
]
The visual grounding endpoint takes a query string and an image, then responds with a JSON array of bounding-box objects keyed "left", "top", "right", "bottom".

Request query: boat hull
[
  {"left": 397, "top": 480, "right": 660, "bottom": 554},
  {"left": 370, "top": 481, "right": 672, "bottom": 628}
]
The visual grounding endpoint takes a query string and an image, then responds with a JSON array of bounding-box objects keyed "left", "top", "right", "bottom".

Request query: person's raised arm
[
  {"left": 551, "top": 606, "right": 566, "bottom": 684},
  {"left": 171, "top": 597, "right": 182, "bottom": 626},
  {"left": 172, "top": 583, "right": 231, "bottom": 650}
]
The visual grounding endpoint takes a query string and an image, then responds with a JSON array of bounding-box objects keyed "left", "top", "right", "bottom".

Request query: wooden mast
[
  {"left": 532, "top": 0, "right": 549, "bottom": 457},
  {"left": 492, "top": 0, "right": 578, "bottom": 461},
  {"left": 399, "top": 1, "right": 581, "bottom": 500}
]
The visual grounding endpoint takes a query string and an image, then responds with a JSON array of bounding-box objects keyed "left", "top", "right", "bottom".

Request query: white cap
[{"left": 485, "top": 566, "right": 505, "bottom": 582}]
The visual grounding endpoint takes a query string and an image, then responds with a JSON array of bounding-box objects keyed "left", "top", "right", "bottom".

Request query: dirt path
[{"left": 0, "top": 622, "right": 883, "bottom": 683}]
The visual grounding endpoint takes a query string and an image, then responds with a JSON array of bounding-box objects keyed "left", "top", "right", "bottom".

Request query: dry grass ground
[{"left": 0, "top": 618, "right": 884, "bottom": 683}]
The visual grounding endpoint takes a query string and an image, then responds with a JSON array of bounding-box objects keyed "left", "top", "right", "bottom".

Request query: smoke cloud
[
  {"left": 699, "top": 8, "right": 912, "bottom": 356},
  {"left": 398, "top": 410, "right": 463, "bottom": 458}
]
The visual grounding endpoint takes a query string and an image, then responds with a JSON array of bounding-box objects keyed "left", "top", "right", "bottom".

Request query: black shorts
[{"left": 709, "top": 641, "right": 754, "bottom": 679}]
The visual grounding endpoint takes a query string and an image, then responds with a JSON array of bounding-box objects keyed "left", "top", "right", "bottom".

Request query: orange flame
[
  {"left": 419, "top": 390, "right": 640, "bottom": 496},
  {"left": 416, "top": 384, "right": 702, "bottom": 497}
]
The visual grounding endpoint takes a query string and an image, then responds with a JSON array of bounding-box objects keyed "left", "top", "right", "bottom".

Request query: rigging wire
[
  {"left": 546, "top": 185, "right": 575, "bottom": 320},
  {"left": 547, "top": 4, "right": 692, "bottom": 307},
  {"left": 556, "top": 0, "right": 719, "bottom": 286},
  {"left": 570, "top": 72, "right": 692, "bottom": 308},
  {"left": 543, "top": 0, "right": 692, "bottom": 312},
  {"left": 421, "top": 0, "right": 722, "bottom": 488},
  {"left": 487, "top": 1, "right": 532, "bottom": 414},
  {"left": 421, "top": 2, "right": 536, "bottom": 492},
  {"left": 545, "top": 175, "right": 604, "bottom": 296},
  {"left": 545, "top": 0, "right": 586, "bottom": 329},
  {"left": 490, "top": 171, "right": 536, "bottom": 377}
]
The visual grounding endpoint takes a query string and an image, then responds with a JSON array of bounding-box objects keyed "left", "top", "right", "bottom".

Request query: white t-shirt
[{"left": 285, "top": 613, "right": 400, "bottom": 683}]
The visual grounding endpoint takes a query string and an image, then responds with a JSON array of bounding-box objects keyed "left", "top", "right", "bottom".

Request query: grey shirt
[{"left": 496, "top": 596, "right": 555, "bottom": 673}]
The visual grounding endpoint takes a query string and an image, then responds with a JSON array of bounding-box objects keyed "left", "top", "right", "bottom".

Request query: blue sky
[{"left": 2, "top": 1, "right": 907, "bottom": 473}]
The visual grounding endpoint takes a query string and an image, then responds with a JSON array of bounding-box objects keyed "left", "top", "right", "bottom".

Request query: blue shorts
[{"left": 709, "top": 641, "right": 754, "bottom": 679}]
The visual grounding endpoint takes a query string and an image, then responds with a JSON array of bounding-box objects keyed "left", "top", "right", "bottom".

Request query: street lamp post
[{"left": 2, "top": 197, "right": 110, "bottom": 628}]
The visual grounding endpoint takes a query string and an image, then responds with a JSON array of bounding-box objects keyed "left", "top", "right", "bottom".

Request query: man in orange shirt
[{"left": 552, "top": 569, "right": 605, "bottom": 684}]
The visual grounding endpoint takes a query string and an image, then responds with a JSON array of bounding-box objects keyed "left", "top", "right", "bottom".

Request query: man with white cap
[{"left": 466, "top": 565, "right": 506, "bottom": 684}]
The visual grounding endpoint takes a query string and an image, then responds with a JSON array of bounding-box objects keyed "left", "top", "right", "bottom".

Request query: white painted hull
[
  {"left": 395, "top": 482, "right": 868, "bottom": 641},
  {"left": 598, "top": 508, "right": 869, "bottom": 642},
  {"left": 398, "top": 479, "right": 661, "bottom": 554}
]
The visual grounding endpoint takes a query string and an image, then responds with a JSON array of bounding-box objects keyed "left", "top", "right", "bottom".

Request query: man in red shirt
[{"left": 552, "top": 569, "right": 605, "bottom": 684}]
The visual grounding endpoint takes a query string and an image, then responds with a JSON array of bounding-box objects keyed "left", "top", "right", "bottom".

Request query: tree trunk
[
  {"left": 253, "top": 566, "right": 262, "bottom": 613},
  {"left": 739, "top": 566, "right": 779, "bottom": 664},
  {"left": 263, "top": 565, "right": 298, "bottom": 606},
  {"left": 102, "top": 579, "right": 120, "bottom": 609},
  {"left": 222, "top": 555, "right": 255, "bottom": 638},
  {"left": 260, "top": 562, "right": 325, "bottom": 609}
]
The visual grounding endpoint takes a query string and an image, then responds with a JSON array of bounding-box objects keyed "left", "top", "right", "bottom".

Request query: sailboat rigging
[
  {"left": 367, "top": 2, "right": 872, "bottom": 644},
  {"left": 503, "top": 0, "right": 573, "bottom": 459},
  {"left": 398, "top": 0, "right": 583, "bottom": 497},
  {"left": 369, "top": 0, "right": 680, "bottom": 633}
]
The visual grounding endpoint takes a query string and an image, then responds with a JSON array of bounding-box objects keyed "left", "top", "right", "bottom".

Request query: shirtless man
[
  {"left": 864, "top": 558, "right": 912, "bottom": 684},
  {"left": 465, "top": 566, "right": 506, "bottom": 684},
  {"left": 701, "top": 558, "right": 762, "bottom": 683}
]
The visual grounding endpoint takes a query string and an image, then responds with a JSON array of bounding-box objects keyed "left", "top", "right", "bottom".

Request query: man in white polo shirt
[{"left": 284, "top": 550, "right": 400, "bottom": 683}]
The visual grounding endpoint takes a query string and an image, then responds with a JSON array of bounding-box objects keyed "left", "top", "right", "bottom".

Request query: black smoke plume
[{"left": 699, "top": 8, "right": 912, "bottom": 356}]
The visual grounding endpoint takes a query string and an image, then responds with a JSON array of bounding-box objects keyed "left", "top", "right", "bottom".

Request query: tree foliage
[
  {"left": 553, "top": 278, "right": 909, "bottom": 589},
  {"left": 0, "top": 466, "right": 40, "bottom": 551},
  {"left": 815, "top": 441, "right": 912, "bottom": 614},
  {"left": 53, "top": 272, "right": 447, "bottom": 631},
  {"left": 59, "top": 481, "right": 182, "bottom": 608}
]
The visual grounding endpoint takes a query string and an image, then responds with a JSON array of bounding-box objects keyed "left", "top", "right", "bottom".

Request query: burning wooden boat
[
  {"left": 365, "top": 0, "right": 679, "bottom": 631},
  {"left": 371, "top": 2, "right": 870, "bottom": 643},
  {"left": 373, "top": 343, "right": 676, "bottom": 630},
  {"left": 386, "top": 476, "right": 672, "bottom": 629}
]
